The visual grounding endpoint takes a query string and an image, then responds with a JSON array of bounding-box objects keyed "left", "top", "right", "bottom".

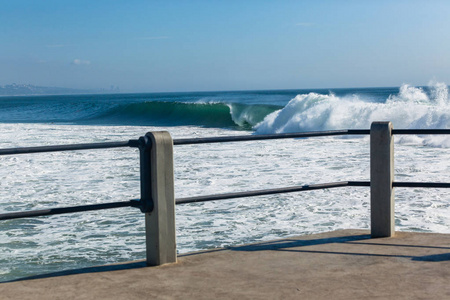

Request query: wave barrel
[{"left": 370, "top": 122, "right": 395, "bottom": 238}]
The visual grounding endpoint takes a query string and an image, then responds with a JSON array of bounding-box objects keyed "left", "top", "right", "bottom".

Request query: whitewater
[{"left": 0, "top": 83, "right": 449, "bottom": 281}]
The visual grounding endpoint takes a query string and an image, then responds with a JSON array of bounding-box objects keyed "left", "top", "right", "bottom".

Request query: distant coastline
[{"left": 0, "top": 83, "right": 119, "bottom": 97}]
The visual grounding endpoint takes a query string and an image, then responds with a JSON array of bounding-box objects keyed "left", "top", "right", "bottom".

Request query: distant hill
[{"left": 0, "top": 84, "right": 104, "bottom": 96}]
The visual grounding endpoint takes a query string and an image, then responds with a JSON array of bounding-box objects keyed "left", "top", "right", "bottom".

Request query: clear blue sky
[{"left": 1, "top": 0, "right": 449, "bottom": 92}]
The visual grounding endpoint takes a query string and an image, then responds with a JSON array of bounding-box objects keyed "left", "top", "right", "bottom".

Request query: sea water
[{"left": 0, "top": 83, "right": 449, "bottom": 281}]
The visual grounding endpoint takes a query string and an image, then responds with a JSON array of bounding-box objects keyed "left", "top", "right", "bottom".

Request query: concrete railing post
[
  {"left": 370, "top": 122, "right": 395, "bottom": 238},
  {"left": 139, "top": 131, "right": 176, "bottom": 266}
]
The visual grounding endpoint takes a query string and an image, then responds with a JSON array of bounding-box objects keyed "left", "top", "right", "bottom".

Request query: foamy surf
[
  {"left": 0, "top": 84, "right": 449, "bottom": 281},
  {"left": 254, "top": 82, "right": 449, "bottom": 147}
]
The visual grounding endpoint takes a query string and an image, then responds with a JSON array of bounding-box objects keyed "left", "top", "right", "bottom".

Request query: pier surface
[{"left": 1, "top": 229, "right": 450, "bottom": 299}]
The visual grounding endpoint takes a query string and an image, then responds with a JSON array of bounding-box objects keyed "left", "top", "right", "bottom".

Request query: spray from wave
[{"left": 254, "top": 82, "right": 450, "bottom": 147}]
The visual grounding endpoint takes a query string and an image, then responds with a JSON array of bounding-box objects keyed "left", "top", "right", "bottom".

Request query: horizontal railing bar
[
  {"left": 348, "top": 181, "right": 371, "bottom": 187},
  {"left": 393, "top": 129, "right": 450, "bottom": 135},
  {"left": 173, "top": 130, "right": 370, "bottom": 145},
  {"left": 173, "top": 128, "right": 450, "bottom": 146},
  {"left": 341, "top": 181, "right": 449, "bottom": 188},
  {"left": 176, "top": 180, "right": 450, "bottom": 205},
  {"left": 0, "top": 140, "right": 140, "bottom": 156},
  {"left": 0, "top": 181, "right": 447, "bottom": 221},
  {"left": 346, "top": 181, "right": 450, "bottom": 188},
  {"left": 0, "top": 200, "right": 140, "bottom": 221},
  {"left": 393, "top": 182, "right": 450, "bottom": 188},
  {"left": 175, "top": 181, "right": 355, "bottom": 204},
  {"left": 1, "top": 129, "right": 448, "bottom": 155}
]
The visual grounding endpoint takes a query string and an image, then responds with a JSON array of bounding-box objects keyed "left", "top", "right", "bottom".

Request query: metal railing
[{"left": 0, "top": 122, "right": 449, "bottom": 266}]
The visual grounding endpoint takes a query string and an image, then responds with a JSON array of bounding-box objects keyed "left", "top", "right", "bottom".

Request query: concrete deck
[{"left": 1, "top": 229, "right": 450, "bottom": 299}]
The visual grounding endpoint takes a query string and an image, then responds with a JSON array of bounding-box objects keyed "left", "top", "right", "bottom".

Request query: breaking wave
[
  {"left": 87, "top": 101, "right": 280, "bottom": 129},
  {"left": 254, "top": 82, "right": 449, "bottom": 147},
  {"left": 254, "top": 82, "right": 449, "bottom": 146}
]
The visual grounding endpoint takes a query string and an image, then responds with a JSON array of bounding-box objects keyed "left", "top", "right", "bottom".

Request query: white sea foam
[
  {"left": 0, "top": 83, "right": 449, "bottom": 280},
  {"left": 255, "top": 83, "right": 450, "bottom": 147},
  {"left": 0, "top": 121, "right": 449, "bottom": 281}
]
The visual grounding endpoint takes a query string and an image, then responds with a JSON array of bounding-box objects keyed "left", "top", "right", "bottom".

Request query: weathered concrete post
[
  {"left": 370, "top": 122, "right": 395, "bottom": 238},
  {"left": 139, "top": 131, "right": 176, "bottom": 266}
]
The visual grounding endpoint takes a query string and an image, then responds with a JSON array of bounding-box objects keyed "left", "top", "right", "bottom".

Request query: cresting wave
[
  {"left": 0, "top": 83, "right": 447, "bottom": 138},
  {"left": 254, "top": 82, "right": 450, "bottom": 147},
  {"left": 93, "top": 83, "right": 449, "bottom": 133},
  {"left": 86, "top": 101, "right": 280, "bottom": 129},
  {"left": 0, "top": 99, "right": 280, "bottom": 129}
]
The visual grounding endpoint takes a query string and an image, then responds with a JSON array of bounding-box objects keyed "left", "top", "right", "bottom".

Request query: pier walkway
[{"left": 2, "top": 229, "right": 450, "bottom": 299}]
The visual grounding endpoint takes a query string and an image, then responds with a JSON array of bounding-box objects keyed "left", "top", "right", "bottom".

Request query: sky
[{"left": 1, "top": 0, "right": 450, "bottom": 93}]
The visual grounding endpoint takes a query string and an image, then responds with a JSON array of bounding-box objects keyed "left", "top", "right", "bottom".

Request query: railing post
[
  {"left": 370, "top": 121, "right": 395, "bottom": 238},
  {"left": 139, "top": 131, "right": 176, "bottom": 266}
]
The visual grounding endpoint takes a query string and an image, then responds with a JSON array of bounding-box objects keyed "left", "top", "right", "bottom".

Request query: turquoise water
[
  {"left": 0, "top": 87, "right": 397, "bottom": 128},
  {"left": 0, "top": 84, "right": 449, "bottom": 281}
]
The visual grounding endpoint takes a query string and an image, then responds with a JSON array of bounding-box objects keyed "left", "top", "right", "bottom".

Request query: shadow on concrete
[
  {"left": 228, "top": 234, "right": 413, "bottom": 259},
  {"left": 5, "top": 232, "right": 448, "bottom": 283},
  {"left": 228, "top": 234, "right": 371, "bottom": 252},
  {"left": 229, "top": 233, "right": 450, "bottom": 261},
  {"left": 412, "top": 253, "right": 450, "bottom": 262},
  {"left": 4, "top": 234, "right": 372, "bottom": 283},
  {"left": 178, "top": 234, "right": 373, "bottom": 257},
  {"left": 1, "top": 261, "right": 147, "bottom": 284},
  {"left": 345, "top": 241, "right": 450, "bottom": 250}
]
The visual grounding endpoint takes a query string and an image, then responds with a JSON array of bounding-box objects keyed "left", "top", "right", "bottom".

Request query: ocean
[{"left": 0, "top": 83, "right": 449, "bottom": 281}]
